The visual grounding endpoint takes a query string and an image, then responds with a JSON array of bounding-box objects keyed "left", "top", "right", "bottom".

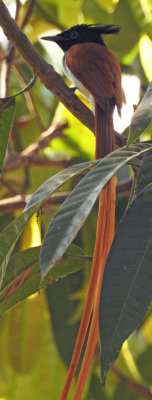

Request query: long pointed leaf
[
  {"left": 0, "top": 97, "right": 15, "bottom": 172},
  {"left": 127, "top": 82, "right": 152, "bottom": 146},
  {"left": 0, "top": 161, "right": 95, "bottom": 290},
  {"left": 0, "top": 208, "right": 35, "bottom": 290},
  {"left": 99, "top": 183, "right": 152, "bottom": 380},
  {"left": 40, "top": 142, "right": 152, "bottom": 281},
  {"left": 133, "top": 150, "right": 152, "bottom": 200},
  {"left": 0, "top": 76, "right": 36, "bottom": 174},
  {"left": 0, "top": 76, "right": 36, "bottom": 102},
  {"left": 25, "top": 160, "right": 96, "bottom": 211},
  {"left": 0, "top": 245, "right": 91, "bottom": 317}
]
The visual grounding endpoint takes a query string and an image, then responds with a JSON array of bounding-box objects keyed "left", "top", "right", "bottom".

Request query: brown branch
[
  {"left": 2, "top": 0, "right": 36, "bottom": 97},
  {"left": 21, "top": 122, "right": 67, "bottom": 156},
  {"left": 0, "top": 192, "right": 68, "bottom": 213},
  {"left": 0, "top": 0, "right": 21, "bottom": 97},
  {"left": 3, "top": 153, "right": 73, "bottom": 173},
  {"left": 21, "top": 0, "right": 36, "bottom": 30},
  {"left": 2, "top": 122, "right": 71, "bottom": 173},
  {"left": 15, "top": 0, "right": 20, "bottom": 22},
  {"left": 0, "top": 177, "right": 19, "bottom": 195},
  {"left": 112, "top": 366, "right": 152, "bottom": 400},
  {"left": 0, "top": 195, "right": 28, "bottom": 213},
  {"left": 13, "top": 65, "right": 45, "bottom": 130},
  {"left": 0, "top": 0, "right": 126, "bottom": 148}
]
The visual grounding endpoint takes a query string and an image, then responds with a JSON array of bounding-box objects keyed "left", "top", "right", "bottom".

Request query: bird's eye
[{"left": 70, "top": 31, "right": 78, "bottom": 39}]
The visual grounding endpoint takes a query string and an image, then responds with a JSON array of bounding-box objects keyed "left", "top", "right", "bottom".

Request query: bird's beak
[
  {"left": 41, "top": 35, "right": 58, "bottom": 42},
  {"left": 41, "top": 35, "right": 68, "bottom": 42}
]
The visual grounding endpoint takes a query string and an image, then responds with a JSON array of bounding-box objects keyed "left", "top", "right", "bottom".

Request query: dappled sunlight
[
  {"left": 20, "top": 213, "right": 41, "bottom": 250},
  {"left": 139, "top": 34, "right": 152, "bottom": 81},
  {"left": 120, "top": 340, "right": 143, "bottom": 382},
  {"left": 114, "top": 74, "right": 140, "bottom": 133}
]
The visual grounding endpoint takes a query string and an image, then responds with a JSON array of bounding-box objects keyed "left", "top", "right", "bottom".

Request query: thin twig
[
  {"left": 0, "top": 177, "right": 20, "bottom": 195},
  {"left": 0, "top": 192, "right": 68, "bottom": 213},
  {"left": 3, "top": 153, "right": 73, "bottom": 174},
  {"left": 112, "top": 366, "right": 152, "bottom": 400},
  {"left": 21, "top": 122, "right": 68, "bottom": 156},
  {"left": 1, "top": 0, "right": 36, "bottom": 97},
  {"left": 21, "top": 0, "right": 36, "bottom": 30},
  {"left": 13, "top": 64, "right": 45, "bottom": 130},
  {"left": 0, "top": 194, "right": 28, "bottom": 212},
  {"left": 2, "top": 122, "right": 71, "bottom": 173},
  {"left": 15, "top": 0, "right": 20, "bottom": 21},
  {"left": 1, "top": 0, "right": 21, "bottom": 96}
]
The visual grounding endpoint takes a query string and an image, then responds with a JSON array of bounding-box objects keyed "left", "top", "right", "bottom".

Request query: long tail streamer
[
  {"left": 60, "top": 101, "right": 116, "bottom": 400},
  {"left": 60, "top": 178, "right": 116, "bottom": 400}
]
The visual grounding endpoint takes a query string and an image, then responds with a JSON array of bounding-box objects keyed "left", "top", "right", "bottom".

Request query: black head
[{"left": 41, "top": 24, "right": 120, "bottom": 52}]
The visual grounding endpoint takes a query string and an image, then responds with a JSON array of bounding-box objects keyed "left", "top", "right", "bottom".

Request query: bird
[
  {"left": 42, "top": 24, "right": 122, "bottom": 400},
  {"left": 41, "top": 24, "right": 122, "bottom": 158}
]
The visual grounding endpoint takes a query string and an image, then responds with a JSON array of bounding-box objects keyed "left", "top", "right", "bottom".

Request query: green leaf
[
  {"left": 0, "top": 76, "right": 36, "bottom": 102},
  {"left": 133, "top": 150, "right": 152, "bottom": 200},
  {"left": 0, "top": 208, "right": 35, "bottom": 291},
  {"left": 49, "top": 244, "right": 92, "bottom": 280},
  {"left": 1, "top": 246, "right": 40, "bottom": 292},
  {"left": 25, "top": 160, "right": 96, "bottom": 211},
  {"left": 46, "top": 268, "right": 84, "bottom": 367},
  {"left": 0, "top": 97, "right": 15, "bottom": 173},
  {"left": 114, "top": 380, "right": 143, "bottom": 400},
  {"left": 40, "top": 142, "right": 152, "bottom": 281},
  {"left": 34, "top": 0, "right": 64, "bottom": 28},
  {"left": 137, "top": 345, "right": 152, "bottom": 385},
  {"left": 87, "top": 372, "right": 109, "bottom": 400},
  {"left": 128, "top": 0, "right": 152, "bottom": 37},
  {"left": 0, "top": 291, "right": 73, "bottom": 399},
  {"left": 58, "top": 0, "right": 83, "bottom": 27},
  {"left": 0, "top": 76, "right": 36, "bottom": 174},
  {"left": 7, "top": 295, "right": 47, "bottom": 374},
  {"left": 111, "top": 0, "right": 140, "bottom": 60},
  {"left": 99, "top": 183, "right": 152, "bottom": 380},
  {"left": 95, "top": 0, "right": 117, "bottom": 13},
  {"left": 0, "top": 245, "right": 91, "bottom": 317},
  {"left": 127, "top": 82, "right": 152, "bottom": 146},
  {"left": 10, "top": 76, "right": 36, "bottom": 98},
  {"left": 0, "top": 161, "right": 95, "bottom": 291},
  {"left": 82, "top": 0, "right": 109, "bottom": 28}
]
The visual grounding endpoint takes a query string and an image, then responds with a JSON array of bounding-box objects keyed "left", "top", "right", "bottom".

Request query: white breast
[{"left": 63, "top": 52, "right": 95, "bottom": 114}]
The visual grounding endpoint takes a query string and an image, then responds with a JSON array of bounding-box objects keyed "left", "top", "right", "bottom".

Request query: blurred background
[{"left": 0, "top": 0, "right": 152, "bottom": 399}]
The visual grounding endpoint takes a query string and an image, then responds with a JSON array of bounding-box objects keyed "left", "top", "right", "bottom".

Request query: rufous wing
[{"left": 66, "top": 42, "right": 122, "bottom": 112}]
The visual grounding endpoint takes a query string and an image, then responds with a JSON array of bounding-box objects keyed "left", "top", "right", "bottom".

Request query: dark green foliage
[{"left": 1, "top": 0, "right": 152, "bottom": 398}]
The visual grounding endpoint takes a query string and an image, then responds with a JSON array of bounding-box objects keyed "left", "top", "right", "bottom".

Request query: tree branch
[
  {"left": 21, "top": 122, "right": 67, "bottom": 156},
  {"left": 0, "top": 0, "right": 126, "bottom": 147},
  {"left": 13, "top": 65, "right": 45, "bottom": 130},
  {"left": 3, "top": 153, "right": 72, "bottom": 174},
  {"left": 0, "top": 0, "right": 94, "bottom": 129},
  {"left": 0, "top": 192, "right": 68, "bottom": 213},
  {"left": 0, "top": 0, "right": 21, "bottom": 97},
  {"left": 112, "top": 366, "right": 152, "bottom": 400},
  {"left": 20, "top": 0, "right": 36, "bottom": 30},
  {"left": 3, "top": 122, "right": 71, "bottom": 173}
]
